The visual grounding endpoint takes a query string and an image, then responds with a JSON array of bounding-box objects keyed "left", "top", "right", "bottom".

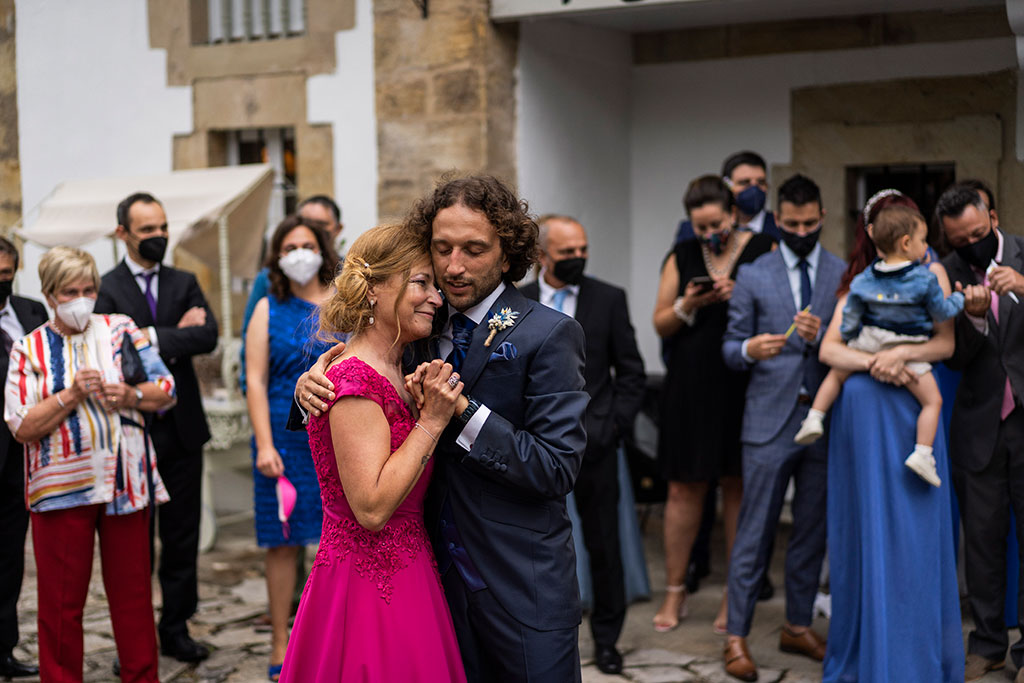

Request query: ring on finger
[
  {"left": 306, "top": 392, "right": 314, "bottom": 402},
  {"left": 447, "top": 374, "right": 460, "bottom": 388}
]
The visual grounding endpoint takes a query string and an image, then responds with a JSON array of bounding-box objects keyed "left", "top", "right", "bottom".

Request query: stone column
[
  {"left": 0, "top": 0, "right": 20, "bottom": 232},
  {"left": 374, "top": 0, "right": 518, "bottom": 220},
  {"left": 1008, "top": 0, "right": 1024, "bottom": 160}
]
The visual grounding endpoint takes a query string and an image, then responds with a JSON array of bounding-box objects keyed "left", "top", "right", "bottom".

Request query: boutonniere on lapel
[{"left": 484, "top": 308, "right": 519, "bottom": 346}]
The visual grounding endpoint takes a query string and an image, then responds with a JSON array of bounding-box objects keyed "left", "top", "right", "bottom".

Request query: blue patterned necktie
[{"left": 447, "top": 313, "right": 476, "bottom": 372}]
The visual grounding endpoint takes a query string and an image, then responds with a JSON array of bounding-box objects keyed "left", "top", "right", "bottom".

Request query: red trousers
[{"left": 31, "top": 505, "right": 158, "bottom": 683}]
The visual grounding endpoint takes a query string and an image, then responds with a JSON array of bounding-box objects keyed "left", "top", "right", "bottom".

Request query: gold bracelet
[{"left": 413, "top": 422, "right": 438, "bottom": 444}]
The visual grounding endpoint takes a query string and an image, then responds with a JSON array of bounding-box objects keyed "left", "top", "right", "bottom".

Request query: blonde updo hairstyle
[
  {"left": 39, "top": 246, "right": 100, "bottom": 300},
  {"left": 319, "top": 224, "right": 430, "bottom": 343}
]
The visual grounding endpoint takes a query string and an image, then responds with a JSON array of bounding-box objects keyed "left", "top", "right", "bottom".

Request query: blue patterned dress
[{"left": 252, "top": 295, "right": 330, "bottom": 547}]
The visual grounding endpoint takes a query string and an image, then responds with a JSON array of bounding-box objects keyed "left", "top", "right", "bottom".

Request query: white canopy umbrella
[{"left": 16, "top": 163, "right": 274, "bottom": 303}]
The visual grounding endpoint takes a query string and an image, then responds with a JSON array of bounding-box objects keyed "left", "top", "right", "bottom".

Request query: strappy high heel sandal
[{"left": 652, "top": 584, "right": 689, "bottom": 632}]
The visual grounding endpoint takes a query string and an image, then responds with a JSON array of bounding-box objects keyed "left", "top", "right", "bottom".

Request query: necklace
[{"left": 701, "top": 231, "right": 745, "bottom": 279}]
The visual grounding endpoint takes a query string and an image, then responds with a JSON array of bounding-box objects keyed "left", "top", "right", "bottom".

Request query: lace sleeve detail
[{"left": 322, "top": 358, "right": 414, "bottom": 451}]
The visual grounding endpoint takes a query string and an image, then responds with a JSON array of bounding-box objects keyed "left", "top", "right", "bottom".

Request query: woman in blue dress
[
  {"left": 245, "top": 214, "right": 339, "bottom": 679},
  {"left": 819, "top": 189, "right": 964, "bottom": 682}
]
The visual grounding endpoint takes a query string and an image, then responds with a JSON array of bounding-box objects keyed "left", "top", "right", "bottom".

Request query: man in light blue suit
[{"left": 720, "top": 175, "right": 845, "bottom": 681}]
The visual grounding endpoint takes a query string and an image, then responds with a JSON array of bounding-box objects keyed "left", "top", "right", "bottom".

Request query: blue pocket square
[{"left": 489, "top": 342, "right": 517, "bottom": 362}]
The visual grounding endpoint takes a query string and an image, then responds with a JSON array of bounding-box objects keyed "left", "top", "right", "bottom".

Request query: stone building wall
[
  {"left": 0, "top": 0, "right": 19, "bottom": 232},
  {"left": 374, "top": 0, "right": 518, "bottom": 221}
]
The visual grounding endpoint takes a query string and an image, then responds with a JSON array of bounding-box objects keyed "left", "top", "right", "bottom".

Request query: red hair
[{"left": 837, "top": 190, "right": 921, "bottom": 295}]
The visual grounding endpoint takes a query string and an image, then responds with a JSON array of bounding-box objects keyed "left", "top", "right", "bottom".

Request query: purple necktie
[{"left": 138, "top": 271, "right": 157, "bottom": 322}]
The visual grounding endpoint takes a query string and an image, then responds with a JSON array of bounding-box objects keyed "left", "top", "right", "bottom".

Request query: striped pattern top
[{"left": 4, "top": 314, "right": 175, "bottom": 514}]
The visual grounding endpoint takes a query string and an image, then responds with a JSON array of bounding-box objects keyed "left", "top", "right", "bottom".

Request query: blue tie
[
  {"left": 447, "top": 313, "right": 476, "bottom": 372},
  {"left": 798, "top": 259, "right": 812, "bottom": 310},
  {"left": 551, "top": 288, "right": 568, "bottom": 313}
]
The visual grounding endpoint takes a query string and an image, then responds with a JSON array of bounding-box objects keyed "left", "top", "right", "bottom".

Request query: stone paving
[{"left": 10, "top": 443, "right": 1017, "bottom": 681}]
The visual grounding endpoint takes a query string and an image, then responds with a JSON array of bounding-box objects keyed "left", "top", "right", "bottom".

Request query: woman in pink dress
[{"left": 280, "top": 224, "right": 467, "bottom": 682}]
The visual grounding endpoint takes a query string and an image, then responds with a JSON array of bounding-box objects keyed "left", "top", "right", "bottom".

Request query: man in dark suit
[
  {"left": 721, "top": 175, "right": 843, "bottom": 681},
  {"left": 0, "top": 238, "right": 46, "bottom": 679},
  {"left": 938, "top": 184, "right": 1024, "bottom": 682},
  {"left": 95, "top": 192, "right": 218, "bottom": 663},
  {"left": 296, "top": 176, "right": 590, "bottom": 682},
  {"left": 520, "top": 214, "right": 645, "bottom": 675}
]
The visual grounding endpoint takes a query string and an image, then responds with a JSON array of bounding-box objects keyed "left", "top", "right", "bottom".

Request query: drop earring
[{"left": 368, "top": 299, "right": 376, "bottom": 325}]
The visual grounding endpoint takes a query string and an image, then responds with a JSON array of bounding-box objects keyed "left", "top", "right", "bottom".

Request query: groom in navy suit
[
  {"left": 721, "top": 174, "right": 844, "bottom": 681},
  {"left": 295, "top": 176, "right": 589, "bottom": 682}
]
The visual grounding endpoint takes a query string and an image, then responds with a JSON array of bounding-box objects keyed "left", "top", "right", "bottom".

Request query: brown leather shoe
[
  {"left": 964, "top": 653, "right": 1004, "bottom": 681},
  {"left": 779, "top": 625, "right": 827, "bottom": 661},
  {"left": 723, "top": 637, "right": 758, "bottom": 682}
]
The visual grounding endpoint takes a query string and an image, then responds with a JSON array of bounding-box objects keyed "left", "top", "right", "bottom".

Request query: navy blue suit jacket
[{"left": 416, "top": 284, "right": 590, "bottom": 631}]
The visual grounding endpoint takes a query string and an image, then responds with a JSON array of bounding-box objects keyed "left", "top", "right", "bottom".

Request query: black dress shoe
[
  {"left": 595, "top": 645, "right": 623, "bottom": 675},
  {"left": 160, "top": 632, "right": 210, "bottom": 663},
  {"left": 0, "top": 653, "right": 39, "bottom": 679},
  {"left": 758, "top": 575, "right": 775, "bottom": 602}
]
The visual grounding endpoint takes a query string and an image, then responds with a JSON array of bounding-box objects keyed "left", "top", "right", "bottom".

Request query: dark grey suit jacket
[
  {"left": 943, "top": 232, "right": 1024, "bottom": 472},
  {"left": 95, "top": 261, "right": 218, "bottom": 452},
  {"left": 417, "top": 284, "right": 590, "bottom": 631},
  {"left": 0, "top": 295, "right": 49, "bottom": 474},
  {"left": 520, "top": 275, "right": 645, "bottom": 457}
]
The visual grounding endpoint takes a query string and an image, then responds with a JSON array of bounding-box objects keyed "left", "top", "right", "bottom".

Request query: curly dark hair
[
  {"left": 264, "top": 214, "right": 340, "bottom": 300},
  {"left": 404, "top": 174, "right": 538, "bottom": 282}
]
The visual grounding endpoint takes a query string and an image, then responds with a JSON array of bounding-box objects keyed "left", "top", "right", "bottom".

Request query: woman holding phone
[{"left": 651, "top": 175, "right": 774, "bottom": 633}]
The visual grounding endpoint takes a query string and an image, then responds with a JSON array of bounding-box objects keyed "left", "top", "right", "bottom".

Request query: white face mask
[
  {"left": 55, "top": 297, "right": 95, "bottom": 332},
  {"left": 279, "top": 248, "right": 323, "bottom": 286}
]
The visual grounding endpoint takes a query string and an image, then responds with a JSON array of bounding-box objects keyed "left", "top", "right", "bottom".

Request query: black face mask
[
  {"left": 552, "top": 257, "right": 586, "bottom": 286},
  {"left": 137, "top": 236, "right": 167, "bottom": 263},
  {"left": 954, "top": 227, "right": 998, "bottom": 270},
  {"left": 779, "top": 224, "right": 822, "bottom": 259},
  {"left": 0, "top": 280, "right": 12, "bottom": 307}
]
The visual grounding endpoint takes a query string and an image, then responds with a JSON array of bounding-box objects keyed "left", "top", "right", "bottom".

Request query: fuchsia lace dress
[{"left": 279, "top": 358, "right": 466, "bottom": 682}]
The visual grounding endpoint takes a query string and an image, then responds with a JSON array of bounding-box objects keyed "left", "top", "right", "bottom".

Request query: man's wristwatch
[{"left": 455, "top": 396, "right": 481, "bottom": 428}]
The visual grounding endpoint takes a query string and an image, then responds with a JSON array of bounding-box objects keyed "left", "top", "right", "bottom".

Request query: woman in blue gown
[
  {"left": 819, "top": 190, "right": 964, "bottom": 682},
  {"left": 245, "top": 214, "right": 338, "bottom": 678}
]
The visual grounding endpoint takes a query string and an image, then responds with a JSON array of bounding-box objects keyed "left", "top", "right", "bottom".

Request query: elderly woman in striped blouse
[{"left": 4, "top": 246, "right": 176, "bottom": 683}]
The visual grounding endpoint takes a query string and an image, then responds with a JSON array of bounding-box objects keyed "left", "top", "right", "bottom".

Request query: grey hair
[{"left": 535, "top": 213, "right": 580, "bottom": 252}]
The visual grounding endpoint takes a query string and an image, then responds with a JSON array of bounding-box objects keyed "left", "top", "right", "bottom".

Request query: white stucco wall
[
  {"left": 15, "top": 0, "right": 193, "bottom": 302},
  {"left": 629, "top": 37, "right": 1016, "bottom": 368},
  {"left": 516, "top": 20, "right": 632, "bottom": 289},
  {"left": 516, "top": 30, "right": 1017, "bottom": 371},
  {"left": 307, "top": 0, "right": 378, "bottom": 248}
]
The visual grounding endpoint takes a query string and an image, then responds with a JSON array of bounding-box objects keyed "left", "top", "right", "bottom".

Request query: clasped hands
[
  {"left": 293, "top": 343, "right": 467, "bottom": 423},
  {"left": 70, "top": 368, "right": 136, "bottom": 413}
]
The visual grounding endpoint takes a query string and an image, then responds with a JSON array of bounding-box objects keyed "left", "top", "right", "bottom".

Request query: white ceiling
[{"left": 492, "top": 0, "right": 1005, "bottom": 33}]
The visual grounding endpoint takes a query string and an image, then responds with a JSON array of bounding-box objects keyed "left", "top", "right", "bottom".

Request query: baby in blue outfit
[{"left": 795, "top": 206, "right": 964, "bottom": 487}]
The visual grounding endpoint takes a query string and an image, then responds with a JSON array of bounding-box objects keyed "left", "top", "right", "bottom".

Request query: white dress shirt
[
  {"left": 438, "top": 282, "right": 505, "bottom": 452},
  {"left": 0, "top": 299, "right": 25, "bottom": 343},
  {"left": 743, "top": 209, "right": 767, "bottom": 234}
]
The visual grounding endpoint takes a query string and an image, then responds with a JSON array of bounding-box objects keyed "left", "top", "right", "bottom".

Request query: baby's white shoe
[
  {"left": 794, "top": 409, "right": 825, "bottom": 445},
  {"left": 904, "top": 445, "right": 941, "bottom": 487}
]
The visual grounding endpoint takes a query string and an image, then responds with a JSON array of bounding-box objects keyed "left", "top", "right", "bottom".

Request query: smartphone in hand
[{"left": 688, "top": 276, "right": 714, "bottom": 294}]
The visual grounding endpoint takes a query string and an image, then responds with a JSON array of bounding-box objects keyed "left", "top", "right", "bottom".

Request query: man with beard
[
  {"left": 0, "top": 237, "right": 46, "bottom": 680},
  {"left": 938, "top": 184, "right": 1024, "bottom": 682},
  {"left": 720, "top": 174, "right": 843, "bottom": 681},
  {"left": 95, "top": 193, "right": 218, "bottom": 663},
  {"left": 295, "top": 176, "right": 590, "bottom": 682},
  {"left": 520, "top": 214, "right": 645, "bottom": 675}
]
